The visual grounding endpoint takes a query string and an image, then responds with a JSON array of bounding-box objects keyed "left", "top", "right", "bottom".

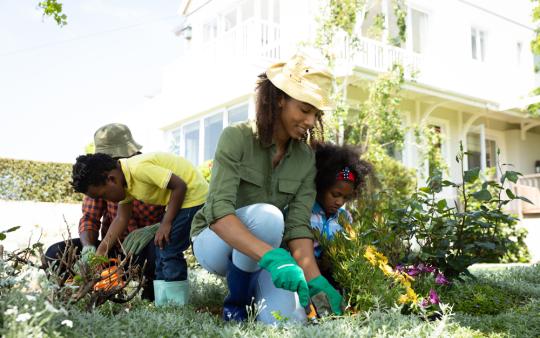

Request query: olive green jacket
[{"left": 190, "top": 121, "right": 316, "bottom": 243}]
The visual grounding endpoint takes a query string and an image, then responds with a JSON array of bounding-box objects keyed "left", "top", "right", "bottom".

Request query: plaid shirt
[{"left": 78, "top": 196, "right": 165, "bottom": 241}]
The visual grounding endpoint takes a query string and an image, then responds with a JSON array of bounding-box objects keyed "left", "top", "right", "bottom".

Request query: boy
[
  {"left": 71, "top": 152, "right": 208, "bottom": 306},
  {"left": 46, "top": 123, "right": 165, "bottom": 302}
]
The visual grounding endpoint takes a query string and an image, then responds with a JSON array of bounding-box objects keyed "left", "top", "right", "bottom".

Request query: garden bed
[{"left": 2, "top": 264, "right": 539, "bottom": 337}]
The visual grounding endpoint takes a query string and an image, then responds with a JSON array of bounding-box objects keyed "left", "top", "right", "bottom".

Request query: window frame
[
  {"left": 169, "top": 101, "right": 251, "bottom": 165},
  {"left": 470, "top": 26, "right": 487, "bottom": 62},
  {"left": 407, "top": 6, "right": 430, "bottom": 54}
]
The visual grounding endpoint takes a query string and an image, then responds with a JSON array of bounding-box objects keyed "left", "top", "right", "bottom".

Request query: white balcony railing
[
  {"left": 334, "top": 33, "right": 424, "bottom": 79},
  {"left": 186, "top": 18, "right": 281, "bottom": 65},
  {"left": 513, "top": 174, "right": 540, "bottom": 216}
]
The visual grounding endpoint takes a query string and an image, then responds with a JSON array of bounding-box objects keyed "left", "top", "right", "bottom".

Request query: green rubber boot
[
  {"left": 153, "top": 280, "right": 168, "bottom": 307},
  {"left": 163, "top": 280, "right": 189, "bottom": 306}
]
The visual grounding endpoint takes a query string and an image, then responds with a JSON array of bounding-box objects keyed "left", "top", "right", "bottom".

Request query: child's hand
[{"left": 154, "top": 222, "right": 172, "bottom": 250}]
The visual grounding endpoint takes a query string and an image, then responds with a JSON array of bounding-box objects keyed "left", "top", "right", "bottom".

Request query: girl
[
  {"left": 190, "top": 52, "right": 343, "bottom": 324},
  {"left": 311, "top": 143, "right": 372, "bottom": 280}
]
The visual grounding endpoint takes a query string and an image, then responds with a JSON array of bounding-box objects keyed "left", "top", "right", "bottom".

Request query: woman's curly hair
[
  {"left": 255, "top": 73, "right": 324, "bottom": 147},
  {"left": 71, "top": 153, "right": 117, "bottom": 193},
  {"left": 314, "top": 142, "right": 373, "bottom": 197}
]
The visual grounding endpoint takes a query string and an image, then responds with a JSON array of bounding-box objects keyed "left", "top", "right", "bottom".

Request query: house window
[
  {"left": 241, "top": 0, "right": 255, "bottom": 21},
  {"left": 516, "top": 41, "right": 523, "bottom": 66},
  {"left": 228, "top": 104, "right": 249, "bottom": 125},
  {"left": 203, "top": 18, "right": 218, "bottom": 42},
  {"left": 260, "top": 0, "right": 280, "bottom": 23},
  {"left": 223, "top": 9, "right": 237, "bottom": 32},
  {"left": 427, "top": 125, "right": 443, "bottom": 175},
  {"left": 466, "top": 132, "right": 497, "bottom": 170},
  {"left": 170, "top": 129, "right": 181, "bottom": 155},
  {"left": 410, "top": 8, "right": 428, "bottom": 54},
  {"left": 204, "top": 113, "right": 224, "bottom": 161},
  {"left": 471, "top": 27, "right": 486, "bottom": 61},
  {"left": 183, "top": 121, "right": 200, "bottom": 166}
]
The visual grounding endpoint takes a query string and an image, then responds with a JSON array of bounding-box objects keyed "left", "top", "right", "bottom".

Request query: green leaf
[
  {"left": 519, "top": 196, "right": 534, "bottom": 204},
  {"left": 437, "top": 199, "right": 447, "bottom": 210},
  {"left": 0, "top": 233, "right": 5, "bottom": 241},
  {"left": 3, "top": 226, "right": 20, "bottom": 233},
  {"left": 506, "top": 188, "right": 515, "bottom": 199},
  {"left": 464, "top": 167, "right": 480, "bottom": 183},
  {"left": 475, "top": 242, "right": 497, "bottom": 250},
  {"left": 472, "top": 189, "right": 492, "bottom": 201},
  {"left": 504, "top": 171, "right": 521, "bottom": 183}
]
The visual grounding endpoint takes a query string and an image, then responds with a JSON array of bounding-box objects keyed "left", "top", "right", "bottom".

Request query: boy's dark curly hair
[
  {"left": 71, "top": 153, "right": 118, "bottom": 193},
  {"left": 255, "top": 73, "right": 324, "bottom": 147},
  {"left": 314, "top": 142, "right": 372, "bottom": 197}
]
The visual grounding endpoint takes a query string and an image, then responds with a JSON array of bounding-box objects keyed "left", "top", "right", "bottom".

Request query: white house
[{"left": 148, "top": 0, "right": 540, "bottom": 259}]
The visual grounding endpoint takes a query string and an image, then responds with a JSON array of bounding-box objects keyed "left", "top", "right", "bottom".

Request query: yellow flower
[
  {"left": 398, "top": 294, "right": 409, "bottom": 304},
  {"left": 379, "top": 263, "right": 394, "bottom": 277},
  {"left": 406, "top": 286, "right": 418, "bottom": 303},
  {"left": 364, "top": 246, "right": 378, "bottom": 266}
]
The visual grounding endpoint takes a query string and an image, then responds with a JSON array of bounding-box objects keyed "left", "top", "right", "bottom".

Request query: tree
[{"left": 38, "top": 0, "right": 67, "bottom": 26}]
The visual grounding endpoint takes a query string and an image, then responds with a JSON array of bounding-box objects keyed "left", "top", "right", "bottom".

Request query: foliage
[
  {"left": 198, "top": 160, "right": 213, "bottom": 183},
  {"left": 441, "top": 279, "right": 525, "bottom": 316},
  {"left": 38, "top": 0, "right": 67, "bottom": 26},
  {"left": 464, "top": 167, "right": 531, "bottom": 263},
  {"left": 528, "top": 0, "right": 540, "bottom": 116},
  {"left": 390, "top": 144, "right": 531, "bottom": 279},
  {"left": 343, "top": 64, "right": 406, "bottom": 153},
  {"left": 0, "top": 158, "right": 82, "bottom": 203},
  {"left": 414, "top": 123, "right": 448, "bottom": 178},
  {"left": 317, "top": 230, "right": 405, "bottom": 312},
  {"left": 2, "top": 261, "right": 540, "bottom": 337}
]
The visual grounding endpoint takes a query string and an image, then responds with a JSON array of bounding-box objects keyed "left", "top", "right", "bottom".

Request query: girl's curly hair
[
  {"left": 71, "top": 153, "right": 117, "bottom": 193},
  {"left": 314, "top": 142, "right": 373, "bottom": 197},
  {"left": 255, "top": 73, "right": 324, "bottom": 147}
]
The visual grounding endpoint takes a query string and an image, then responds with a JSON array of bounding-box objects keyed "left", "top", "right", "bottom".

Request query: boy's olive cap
[{"left": 94, "top": 123, "right": 142, "bottom": 158}]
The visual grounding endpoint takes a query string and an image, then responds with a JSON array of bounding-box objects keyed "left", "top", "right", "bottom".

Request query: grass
[{"left": 2, "top": 264, "right": 540, "bottom": 337}]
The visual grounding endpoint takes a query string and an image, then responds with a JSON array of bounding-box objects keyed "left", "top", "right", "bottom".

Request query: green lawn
[{"left": 2, "top": 264, "right": 539, "bottom": 337}]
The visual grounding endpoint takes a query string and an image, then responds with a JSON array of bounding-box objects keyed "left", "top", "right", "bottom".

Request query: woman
[{"left": 190, "top": 52, "right": 343, "bottom": 323}]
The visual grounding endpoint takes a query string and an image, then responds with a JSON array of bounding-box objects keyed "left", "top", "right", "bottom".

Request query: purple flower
[
  {"left": 395, "top": 264, "right": 404, "bottom": 272},
  {"left": 424, "top": 265, "right": 436, "bottom": 273},
  {"left": 407, "top": 267, "right": 421, "bottom": 277},
  {"left": 435, "top": 273, "right": 449, "bottom": 285},
  {"left": 429, "top": 289, "right": 440, "bottom": 304},
  {"left": 421, "top": 298, "right": 429, "bottom": 308}
]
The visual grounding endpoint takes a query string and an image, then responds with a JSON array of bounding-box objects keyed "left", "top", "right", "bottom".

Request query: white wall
[
  {"left": 410, "top": 0, "right": 535, "bottom": 102},
  {"left": 505, "top": 129, "right": 540, "bottom": 175}
]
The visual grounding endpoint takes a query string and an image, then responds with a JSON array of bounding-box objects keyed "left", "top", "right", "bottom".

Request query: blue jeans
[
  {"left": 155, "top": 204, "right": 202, "bottom": 281},
  {"left": 193, "top": 204, "right": 306, "bottom": 324}
]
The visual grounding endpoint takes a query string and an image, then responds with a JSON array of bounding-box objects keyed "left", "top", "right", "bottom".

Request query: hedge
[{"left": 0, "top": 158, "right": 82, "bottom": 203}]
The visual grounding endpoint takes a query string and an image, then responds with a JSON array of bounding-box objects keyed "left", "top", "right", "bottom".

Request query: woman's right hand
[{"left": 258, "top": 248, "right": 310, "bottom": 307}]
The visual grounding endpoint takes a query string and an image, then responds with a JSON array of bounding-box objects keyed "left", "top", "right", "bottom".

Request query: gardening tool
[
  {"left": 93, "top": 258, "right": 125, "bottom": 292},
  {"left": 304, "top": 291, "right": 334, "bottom": 324}
]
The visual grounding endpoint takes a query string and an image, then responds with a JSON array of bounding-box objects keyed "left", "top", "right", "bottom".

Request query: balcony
[
  {"left": 183, "top": 18, "right": 281, "bottom": 66},
  {"left": 334, "top": 34, "right": 424, "bottom": 80}
]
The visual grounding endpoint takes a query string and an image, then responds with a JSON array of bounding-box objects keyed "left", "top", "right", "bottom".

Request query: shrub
[
  {"left": 441, "top": 279, "right": 525, "bottom": 315},
  {"left": 0, "top": 158, "right": 82, "bottom": 203},
  {"left": 389, "top": 144, "right": 531, "bottom": 279}
]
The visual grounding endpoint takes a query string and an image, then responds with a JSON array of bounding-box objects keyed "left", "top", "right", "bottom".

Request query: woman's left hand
[
  {"left": 154, "top": 222, "right": 172, "bottom": 250},
  {"left": 307, "top": 275, "right": 344, "bottom": 315}
]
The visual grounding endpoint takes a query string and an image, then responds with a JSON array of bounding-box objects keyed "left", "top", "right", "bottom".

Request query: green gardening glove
[
  {"left": 122, "top": 223, "right": 160, "bottom": 255},
  {"left": 258, "top": 248, "right": 310, "bottom": 307},
  {"left": 307, "top": 275, "right": 344, "bottom": 315}
]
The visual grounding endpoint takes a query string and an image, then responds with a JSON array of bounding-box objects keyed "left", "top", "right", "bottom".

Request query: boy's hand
[{"left": 154, "top": 222, "right": 172, "bottom": 250}]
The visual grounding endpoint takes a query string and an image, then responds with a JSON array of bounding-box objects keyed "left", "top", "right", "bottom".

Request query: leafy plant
[
  {"left": 392, "top": 143, "right": 531, "bottom": 279},
  {"left": 0, "top": 158, "right": 82, "bottom": 203}
]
